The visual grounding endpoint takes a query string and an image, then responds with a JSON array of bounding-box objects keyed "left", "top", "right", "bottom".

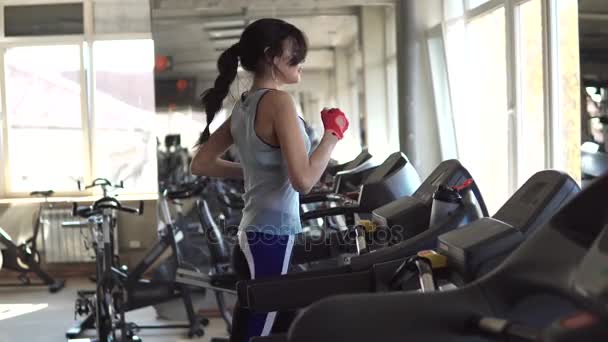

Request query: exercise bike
[
  {"left": 66, "top": 196, "right": 145, "bottom": 341},
  {"left": 0, "top": 190, "right": 65, "bottom": 292},
  {"left": 65, "top": 179, "right": 208, "bottom": 341}
]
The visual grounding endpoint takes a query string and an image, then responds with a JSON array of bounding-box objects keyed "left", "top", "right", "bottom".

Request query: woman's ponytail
[{"left": 197, "top": 42, "right": 240, "bottom": 146}]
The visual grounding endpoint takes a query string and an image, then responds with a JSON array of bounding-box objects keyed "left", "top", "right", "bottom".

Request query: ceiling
[
  {"left": 152, "top": 0, "right": 394, "bottom": 11},
  {"left": 152, "top": 0, "right": 608, "bottom": 81},
  {"left": 151, "top": 0, "right": 393, "bottom": 82}
]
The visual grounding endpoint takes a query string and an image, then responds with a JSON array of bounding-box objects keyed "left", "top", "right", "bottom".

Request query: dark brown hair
[{"left": 197, "top": 18, "right": 308, "bottom": 145}]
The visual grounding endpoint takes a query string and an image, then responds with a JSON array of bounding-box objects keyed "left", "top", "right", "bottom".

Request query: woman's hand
[
  {"left": 321, "top": 108, "right": 349, "bottom": 140},
  {"left": 272, "top": 92, "right": 341, "bottom": 194}
]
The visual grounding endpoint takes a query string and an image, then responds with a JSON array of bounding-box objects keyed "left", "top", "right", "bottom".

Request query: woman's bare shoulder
[{"left": 259, "top": 89, "right": 296, "bottom": 114}]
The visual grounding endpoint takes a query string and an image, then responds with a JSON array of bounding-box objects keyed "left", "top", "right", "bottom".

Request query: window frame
[
  {"left": 88, "top": 35, "right": 157, "bottom": 196},
  {"left": 1, "top": 41, "right": 91, "bottom": 198},
  {"left": 0, "top": 0, "right": 155, "bottom": 199},
  {"left": 437, "top": 0, "right": 569, "bottom": 198},
  {"left": 425, "top": 25, "right": 459, "bottom": 160}
]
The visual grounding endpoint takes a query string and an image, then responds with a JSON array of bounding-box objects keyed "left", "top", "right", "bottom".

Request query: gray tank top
[{"left": 230, "top": 88, "right": 311, "bottom": 235}]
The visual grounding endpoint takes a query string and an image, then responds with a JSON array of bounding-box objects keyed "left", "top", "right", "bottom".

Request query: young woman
[{"left": 190, "top": 18, "right": 349, "bottom": 341}]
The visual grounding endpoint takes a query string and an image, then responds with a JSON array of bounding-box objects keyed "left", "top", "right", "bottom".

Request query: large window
[
  {"left": 448, "top": 7, "right": 509, "bottom": 213},
  {"left": 437, "top": 0, "right": 581, "bottom": 213},
  {"left": 4, "top": 45, "right": 86, "bottom": 193},
  {"left": 444, "top": 0, "right": 464, "bottom": 19},
  {"left": 427, "top": 28, "right": 458, "bottom": 160},
  {"left": 92, "top": 39, "right": 156, "bottom": 194},
  {"left": 0, "top": 1, "right": 156, "bottom": 198}
]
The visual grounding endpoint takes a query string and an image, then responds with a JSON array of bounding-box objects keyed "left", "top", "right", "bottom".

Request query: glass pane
[
  {"left": 447, "top": 8, "right": 508, "bottom": 214},
  {"left": 467, "top": 0, "right": 490, "bottom": 10},
  {"left": 557, "top": 0, "right": 582, "bottom": 182},
  {"left": 94, "top": 0, "right": 150, "bottom": 34},
  {"left": 92, "top": 39, "right": 157, "bottom": 194},
  {"left": 5, "top": 45, "right": 85, "bottom": 193},
  {"left": 427, "top": 33, "right": 458, "bottom": 159},
  {"left": 446, "top": 21, "right": 466, "bottom": 122},
  {"left": 517, "top": 0, "right": 545, "bottom": 186},
  {"left": 444, "top": 0, "right": 464, "bottom": 19}
]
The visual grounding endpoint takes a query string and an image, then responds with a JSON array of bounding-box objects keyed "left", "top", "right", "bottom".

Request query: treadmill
[
  {"left": 285, "top": 172, "right": 602, "bottom": 342},
  {"left": 298, "top": 152, "right": 422, "bottom": 230},
  {"left": 291, "top": 159, "right": 485, "bottom": 265},
  {"left": 244, "top": 170, "right": 579, "bottom": 341}
]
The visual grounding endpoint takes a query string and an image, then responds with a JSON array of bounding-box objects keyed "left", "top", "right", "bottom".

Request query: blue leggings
[{"left": 238, "top": 231, "right": 295, "bottom": 341}]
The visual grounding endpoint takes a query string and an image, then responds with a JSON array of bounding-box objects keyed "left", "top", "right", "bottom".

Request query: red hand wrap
[{"left": 321, "top": 108, "right": 349, "bottom": 140}]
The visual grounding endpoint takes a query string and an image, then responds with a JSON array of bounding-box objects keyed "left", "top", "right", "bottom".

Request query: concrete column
[
  {"left": 332, "top": 46, "right": 362, "bottom": 157},
  {"left": 396, "top": 0, "right": 417, "bottom": 164},
  {"left": 384, "top": 6, "right": 401, "bottom": 153},
  {"left": 360, "top": 6, "right": 391, "bottom": 157},
  {"left": 348, "top": 44, "right": 363, "bottom": 149},
  {"left": 327, "top": 67, "right": 337, "bottom": 107},
  {"left": 395, "top": 0, "right": 443, "bottom": 176},
  {"left": 335, "top": 47, "right": 352, "bottom": 124}
]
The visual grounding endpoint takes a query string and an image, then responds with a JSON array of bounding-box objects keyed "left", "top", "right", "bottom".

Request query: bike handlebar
[
  {"left": 77, "top": 178, "right": 124, "bottom": 191},
  {"left": 72, "top": 198, "right": 144, "bottom": 218}
]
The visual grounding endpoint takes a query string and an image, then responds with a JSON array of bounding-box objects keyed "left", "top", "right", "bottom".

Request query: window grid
[
  {"left": 439, "top": 0, "right": 564, "bottom": 204},
  {"left": 0, "top": 1, "right": 155, "bottom": 198}
]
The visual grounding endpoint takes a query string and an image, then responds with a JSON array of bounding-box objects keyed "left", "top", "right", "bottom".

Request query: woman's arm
[
  {"left": 190, "top": 117, "right": 243, "bottom": 179},
  {"left": 272, "top": 91, "right": 339, "bottom": 194}
]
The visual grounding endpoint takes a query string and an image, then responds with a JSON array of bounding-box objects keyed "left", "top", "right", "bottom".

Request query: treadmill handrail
[
  {"left": 240, "top": 212, "right": 469, "bottom": 312},
  {"left": 300, "top": 206, "right": 361, "bottom": 221},
  {"left": 300, "top": 193, "right": 351, "bottom": 205},
  {"left": 326, "top": 150, "right": 372, "bottom": 175},
  {"left": 334, "top": 157, "right": 380, "bottom": 178}
]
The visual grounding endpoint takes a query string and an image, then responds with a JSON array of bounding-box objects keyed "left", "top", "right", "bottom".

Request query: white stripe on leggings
[
  {"left": 260, "top": 235, "right": 295, "bottom": 336},
  {"left": 238, "top": 231, "right": 256, "bottom": 279}
]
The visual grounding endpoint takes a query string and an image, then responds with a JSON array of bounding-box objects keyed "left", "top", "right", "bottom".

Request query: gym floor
[{"left": 0, "top": 278, "right": 229, "bottom": 342}]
